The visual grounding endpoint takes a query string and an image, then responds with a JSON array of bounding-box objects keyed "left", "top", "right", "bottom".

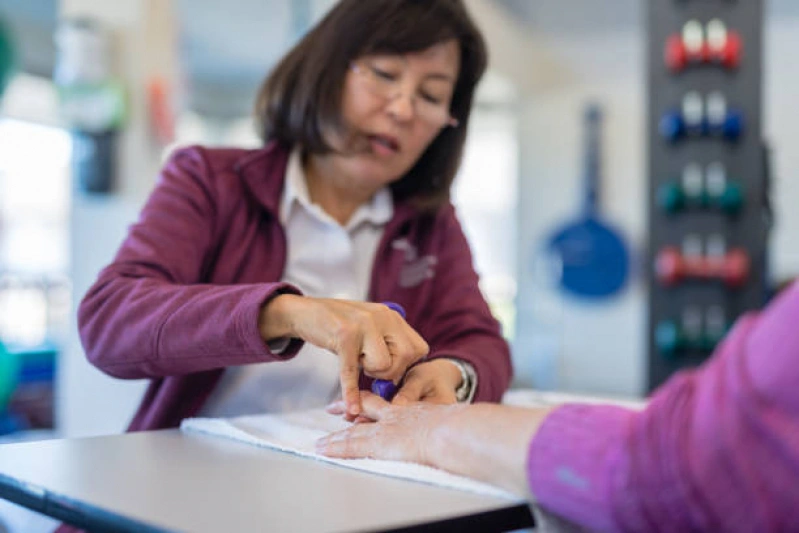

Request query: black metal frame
[{"left": 647, "top": 0, "right": 770, "bottom": 390}]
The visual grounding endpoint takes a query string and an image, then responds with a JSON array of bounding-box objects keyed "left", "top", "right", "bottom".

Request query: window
[
  {"left": 453, "top": 108, "right": 519, "bottom": 339},
  {"left": 0, "top": 116, "right": 71, "bottom": 347}
]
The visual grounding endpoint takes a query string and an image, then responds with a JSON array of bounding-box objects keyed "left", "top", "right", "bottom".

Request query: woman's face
[{"left": 328, "top": 39, "right": 461, "bottom": 189}]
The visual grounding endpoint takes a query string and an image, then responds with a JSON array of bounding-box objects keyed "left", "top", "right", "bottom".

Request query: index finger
[
  {"left": 340, "top": 363, "right": 362, "bottom": 417},
  {"left": 336, "top": 336, "right": 363, "bottom": 417}
]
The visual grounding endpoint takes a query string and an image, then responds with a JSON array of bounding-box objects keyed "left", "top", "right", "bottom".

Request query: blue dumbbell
[
  {"left": 704, "top": 92, "right": 744, "bottom": 140},
  {"left": 662, "top": 91, "right": 706, "bottom": 142},
  {"left": 659, "top": 110, "right": 686, "bottom": 141},
  {"left": 660, "top": 92, "right": 744, "bottom": 142},
  {"left": 707, "top": 109, "right": 744, "bottom": 140}
]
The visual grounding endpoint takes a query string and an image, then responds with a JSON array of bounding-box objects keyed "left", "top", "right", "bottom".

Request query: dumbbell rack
[{"left": 646, "top": 0, "right": 770, "bottom": 391}]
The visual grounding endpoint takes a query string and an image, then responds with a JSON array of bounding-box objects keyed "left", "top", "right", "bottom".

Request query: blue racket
[{"left": 545, "top": 104, "right": 630, "bottom": 299}]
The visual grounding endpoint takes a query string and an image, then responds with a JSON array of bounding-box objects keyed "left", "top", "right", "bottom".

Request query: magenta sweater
[{"left": 528, "top": 282, "right": 799, "bottom": 532}]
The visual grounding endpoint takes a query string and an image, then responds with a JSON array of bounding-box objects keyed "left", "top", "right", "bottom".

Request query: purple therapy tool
[{"left": 371, "top": 302, "right": 406, "bottom": 401}]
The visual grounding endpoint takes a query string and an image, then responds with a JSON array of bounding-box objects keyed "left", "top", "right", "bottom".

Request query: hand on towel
[{"left": 318, "top": 392, "right": 552, "bottom": 495}]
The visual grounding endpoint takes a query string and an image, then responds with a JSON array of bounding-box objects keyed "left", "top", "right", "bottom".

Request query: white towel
[{"left": 181, "top": 409, "right": 520, "bottom": 501}]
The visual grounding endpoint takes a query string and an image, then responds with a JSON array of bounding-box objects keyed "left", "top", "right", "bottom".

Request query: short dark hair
[{"left": 254, "top": 0, "right": 488, "bottom": 211}]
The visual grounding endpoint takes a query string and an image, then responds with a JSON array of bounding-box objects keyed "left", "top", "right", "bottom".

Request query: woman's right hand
[{"left": 258, "top": 295, "right": 429, "bottom": 417}]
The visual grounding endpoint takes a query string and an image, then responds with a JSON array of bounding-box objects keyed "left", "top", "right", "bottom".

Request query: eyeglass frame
[{"left": 350, "top": 61, "right": 460, "bottom": 129}]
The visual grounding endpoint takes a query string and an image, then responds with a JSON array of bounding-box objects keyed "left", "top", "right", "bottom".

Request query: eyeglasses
[{"left": 351, "top": 61, "right": 459, "bottom": 129}]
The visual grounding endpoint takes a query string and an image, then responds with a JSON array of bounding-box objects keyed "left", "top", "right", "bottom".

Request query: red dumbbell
[
  {"left": 656, "top": 247, "right": 689, "bottom": 286},
  {"left": 716, "top": 248, "right": 750, "bottom": 287},
  {"left": 666, "top": 19, "right": 742, "bottom": 72},
  {"left": 705, "top": 19, "right": 742, "bottom": 70},
  {"left": 656, "top": 246, "right": 750, "bottom": 288},
  {"left": 665, "top": 34, "right": 689, "bottom": 72},
  {"left": 665, "top": 20, "right": 704, "bottom": 72}
]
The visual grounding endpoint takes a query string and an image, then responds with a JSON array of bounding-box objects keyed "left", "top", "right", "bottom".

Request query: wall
[
  {"left": 512, "top": 28, "right": 647, "bottom": 396},
  {"left": 54, "top": 0, "right": 526, "bottom": 436},
  {"left": 56, "top": 1, "right": 799, "bottom": 433},
  {"left": 764, "top": 17, "right": 799, "bottom": 280},
  {"left": 511, "top": 9, "right": 799, "bottom": 396},
  {"left": 58, "top": 0, "right": 161, "bottom": 437}
]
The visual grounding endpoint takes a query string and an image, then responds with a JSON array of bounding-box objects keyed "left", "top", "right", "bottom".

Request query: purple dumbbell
[{"left": 371, "top": 302, "right": 406, "bottom": 401}]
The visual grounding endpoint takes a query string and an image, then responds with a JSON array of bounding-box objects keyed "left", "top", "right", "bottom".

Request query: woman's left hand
[
  {"left": 390, "top": 359, "right": 463, "bottom": 405},
  {"left": 327, "top": 359, "right": 461, "bottom": 423}
]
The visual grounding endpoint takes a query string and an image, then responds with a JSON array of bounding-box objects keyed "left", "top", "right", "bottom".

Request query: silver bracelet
[{"left": 446, "top": 359, "right": 476, "bottom": 403}]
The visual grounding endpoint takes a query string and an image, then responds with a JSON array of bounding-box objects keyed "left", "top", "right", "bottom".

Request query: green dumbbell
[
  {"left": 658, "top": 180, "right": 713, "bottom": 214},
  {"left": 700, "top": 325, "right": 729, "bottom": 352},
  {"left": 659, "top": 181, "right": 743, "bottom": 215},
  {"left": 705, "top": 162, "right": 744, "bottom": 215},
  {"left": 657, "top": 182, "right": 686, "bottom": 214},
  {"left": 656, "top": 320, "right": 694, "bottom": 358},
  {"left": 656, "top": 320, "right": 730, "bottom": 357},
  {"left": 710, "top": 182, "right": 743, "bottom": 215}
]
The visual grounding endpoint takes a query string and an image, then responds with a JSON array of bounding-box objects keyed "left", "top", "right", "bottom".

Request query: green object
[
  {"left": 659, "top": 180, "right": 744, "bottom": 216},
  {"left": 655, "top": 320, "right": 683, "bottom": 358},
  {"left": 716, "top": 183, "right": 744, "bottom": 215},
  {"left": 656, "top": 320, "right": 729, "bottom": 358},
  {"left": 657, "top": 182, "right": 685, "bottom": 214},
  {"left": 0, "top": 342, "right": 20, "bottom": 412},
  {"left": 0, "top": 17, "right": 16, "bottom": 97},
  {"left": 702, "top": 325, "right": 729, "bottom": 352}
]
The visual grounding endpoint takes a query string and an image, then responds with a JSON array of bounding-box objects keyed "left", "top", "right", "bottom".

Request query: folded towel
[
  {"left": 180, "top": 409, "right": 525, "bottom": 500},
  {"left": 181, "top": 409, "right": 520, "bottom": 501}
]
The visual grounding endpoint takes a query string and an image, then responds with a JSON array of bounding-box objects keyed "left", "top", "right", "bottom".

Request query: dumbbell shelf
[{"left": 647, "top": 0, "right": 769, "bottom": 390}]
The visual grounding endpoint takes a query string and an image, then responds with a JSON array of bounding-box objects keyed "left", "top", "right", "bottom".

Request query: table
[{"left": 0, "top": 429, "right": 535, "bottom": 532}]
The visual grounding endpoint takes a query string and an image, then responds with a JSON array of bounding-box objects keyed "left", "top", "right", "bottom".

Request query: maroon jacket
[{"left": 78, "top": 143, "right": 512, "bottom": 432}]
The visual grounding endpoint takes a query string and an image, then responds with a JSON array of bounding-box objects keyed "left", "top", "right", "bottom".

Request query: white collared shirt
[
  {"left": 200, "top": 150, "right": 476, "bottom": 417},
  {"left": 200, "top": 150, "right": 392, "bottom": 417}
]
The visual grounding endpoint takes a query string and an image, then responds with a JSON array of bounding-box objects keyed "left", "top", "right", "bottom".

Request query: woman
[
  {"left": 319, "top": 282, "right": 799, "bottom": 532},
  {"left": 78, "top": 0, "right": 512, "bottom": 431}
]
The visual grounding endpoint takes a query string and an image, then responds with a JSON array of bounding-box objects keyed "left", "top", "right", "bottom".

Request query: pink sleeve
[
  {"left": 78, "top": 147, "right": 303, "bottom": 380},
  {"left": 527, "top": 283, "right": 799, "bottom": 531}
]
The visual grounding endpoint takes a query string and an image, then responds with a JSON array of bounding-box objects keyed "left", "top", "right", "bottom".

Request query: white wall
[
  {"left": 508, "top": 12, "right": 799, "bottom": 396},
  {"left": 58, "top": 0, "right": 162, "bottom": 437},
  {"left": 764, "top": 17, "right": 799, "bottom": 280},
  {"left": 57, "top": 1, "right": 799, "bottom": 431},
  {"left": 511, "top": 28, "right": 647, "bottom": 396}
]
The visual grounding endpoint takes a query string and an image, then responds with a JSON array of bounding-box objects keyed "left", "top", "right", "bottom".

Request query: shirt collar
[{"left": 279, "top": 149, "right": 394, "bottom": 230}]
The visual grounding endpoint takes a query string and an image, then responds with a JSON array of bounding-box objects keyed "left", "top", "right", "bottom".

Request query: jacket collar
[
  {"left": 234, "top": 141, "right": 290, "bottom": 216},
  {"left": 234, "top": 141, "right": 421, "bottom": 226}
]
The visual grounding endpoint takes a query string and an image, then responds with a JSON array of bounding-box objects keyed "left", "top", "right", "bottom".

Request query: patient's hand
[
  {"left": 320, "top": 393, "right": 465, "bottom": 464},
  {"left": 318, "top": 393, "right": 552, "bottom": 495}
]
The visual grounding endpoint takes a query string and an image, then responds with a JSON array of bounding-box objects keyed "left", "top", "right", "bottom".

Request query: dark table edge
[
  {"left": 0, "top": 472, "right": 535, "bottom": 533},
  {"left": 0, "top": 473, "right": 175, "bottom": 532}
]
